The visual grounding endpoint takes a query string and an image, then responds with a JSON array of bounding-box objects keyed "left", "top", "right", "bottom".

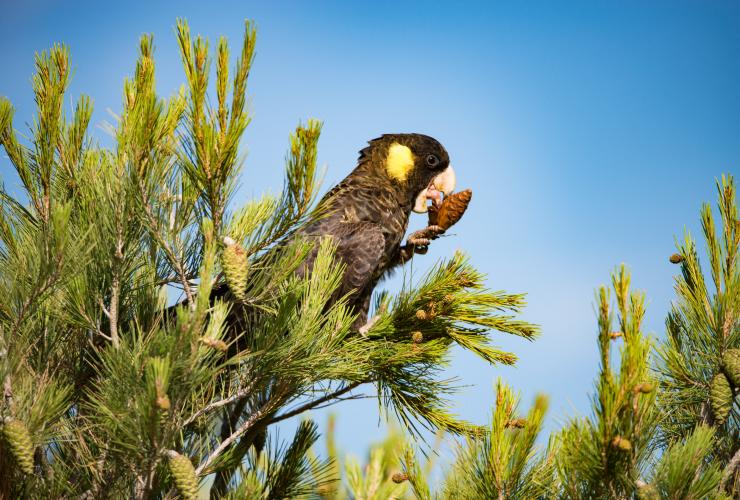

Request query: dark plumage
[
  {"left": 205, "top": 134, "right": 456, "bottom": 488},
  {"left": 206, "top": 133, "right": 456, "bottom": 337},
  {"left": 294, "top": 133, "right": 456, "bottom": 330}
]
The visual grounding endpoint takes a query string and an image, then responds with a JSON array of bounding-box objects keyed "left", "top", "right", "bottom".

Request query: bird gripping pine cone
[{"left": 427, "top": 189, "right": 472, "bottom": 231}]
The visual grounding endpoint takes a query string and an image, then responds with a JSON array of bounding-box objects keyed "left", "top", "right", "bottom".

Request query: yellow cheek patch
[{"left": 385, "top": 143, "right": 415, "bottom": 182}]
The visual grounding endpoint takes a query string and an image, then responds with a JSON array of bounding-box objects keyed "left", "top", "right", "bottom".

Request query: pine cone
[
  {"left": 156, "top": 395, "right": 171, "bottom": 411},
  {"left": 411, "top": 331, "right": 423, "bottom": 343},
  {"left": 200, "top": 337, "right": 228, "bottom": 353},
  {"left": 222, "top": 237, "right": 249, "bottom": 301},
  {"left": 2, "top": 419, "right": 34, "bottom": 474},
  {"left": 391, "top": 472, "right": 409, "bottom": 483},
  {"left": 709, "top": 372, "right": 733, "bottom": 425},
  {"left": 505, "top": 418, "right": 527, "bottom": 429},
  {"left": 167, "top": 451, "right": 199, "bottom": 500},
  {"left": 427, "top": 189, "right": 472, "bottom": 231},
  {"left": 636, "top": 483, "right": 659, "bottom": 500},
  {"left": 721, "top": 348, "right": 740, "bottom": 388},
  {"left": 611, "top": 436, "right": 632, "bottom": 451},
  {"left": 669, "top": 253, "right": 684, "bottom": 264},
  {"left": 633, "top": 383, "right": 655, "bottom": 394}
]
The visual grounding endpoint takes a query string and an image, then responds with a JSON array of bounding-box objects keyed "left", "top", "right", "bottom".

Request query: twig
[
  {"left": 721, "top": 446, "right": 740, "bottom": 491},
  {"left": 195, "top": 399, "right": 275, "bottom": 475},
  {"left": 3, "top": 375, "right": 14, "bottom": 414},
  {"left": 109, "top": 272, "right": 121, "bottom": 349},
  {"left": 183, "top": 380, "right": 258, "bottom": 427},
  {"left": 267, "top": 381, "right": 365, "bottom": 426},
  {"left": 109, "top": 190, "right": 125, "bottom": 349},
  {"left": 137, "top": 179, "right": 196, "bottom": 309},
  {"left": 98, "top": 298, "right": 111, "bottom": 319}
]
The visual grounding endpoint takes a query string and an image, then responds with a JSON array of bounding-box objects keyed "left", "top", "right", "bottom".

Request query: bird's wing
[
  {"left": 329, "top": 221, "right": 386, "bottom": 299},
  {"left": 324, "top": 221, "right": 386, "bottom": 329}
]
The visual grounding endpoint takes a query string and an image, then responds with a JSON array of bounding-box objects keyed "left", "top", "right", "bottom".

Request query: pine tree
[
  {"left": 375, "top": 187, "right": 739, "bottom": 498},
  {"left": 656, "top": 175, "right": 740, "bottom": 492},
  {"left": 553, "top": 266, "right": 659, "bottom": 498},
  {"left": 3, "top": 16, "right": 738, "bottom": 500},
  {"left": 0, "top": 20, "right": 538, "bottom": 498}
]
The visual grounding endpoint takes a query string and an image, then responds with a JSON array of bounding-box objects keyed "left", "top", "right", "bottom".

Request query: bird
[
  {"left": 290, "top": 133, "right": 456, "bottom": 332},
  {"left": 216, "top": 133, "right": 456, "bottom": 337},
  {"left": 206, "top": 134, "right": 457, "bottom": 494}
]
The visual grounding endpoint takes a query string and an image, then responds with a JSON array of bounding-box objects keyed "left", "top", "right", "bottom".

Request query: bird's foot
[
  {"left": 397, "top": 225, "right": 445, "bottom": 263},
  {"left": 407, "top": 225, "right": 444, "bottom": 248}
]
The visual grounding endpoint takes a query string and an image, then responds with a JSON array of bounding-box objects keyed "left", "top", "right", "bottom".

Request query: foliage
[
  {"left": 1, "top": 16, "right": 738, "bottom": 500},
  {"left": 308, "top": 414, "right": 431, "bottom": 500},
  {"left": 424, "top": 381, "right": 554, "bottom": 500},
  {"left": 656, "top": 176, "right": 739, "bottom": 466},
  {"left": 0, "top": 19, "right": 537, "bottom": 498},
  {"left": 343, "top": 251, "right": 737, "bottom": 498},
  {"left": 553, "top": 266, "right": 659, "bottom": 498}
]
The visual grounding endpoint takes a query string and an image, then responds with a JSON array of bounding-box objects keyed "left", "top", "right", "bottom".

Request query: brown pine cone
[{"left": 428, "top": 189, "right": 472, "bottom": 231}]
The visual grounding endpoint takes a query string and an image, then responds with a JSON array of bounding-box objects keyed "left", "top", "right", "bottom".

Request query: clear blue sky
[{"left": 2, "top": 0, "right": 739, "bottom": 471}]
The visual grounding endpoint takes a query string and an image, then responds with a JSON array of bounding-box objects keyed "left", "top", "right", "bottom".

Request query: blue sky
[{"left": 2, "top": 0, "right": 739, "bottom": 471}]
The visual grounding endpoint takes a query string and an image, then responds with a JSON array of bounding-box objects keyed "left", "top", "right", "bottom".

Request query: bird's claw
[
  {"left": 407, "top": 225, "right": 444, "bottom": 248},
  {"left": 398, "top": 225, "right": 444, "bottom": 263}
]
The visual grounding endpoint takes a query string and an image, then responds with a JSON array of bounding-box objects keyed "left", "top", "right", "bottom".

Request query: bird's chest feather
[
  {"left": 302, "top": 184, "right": 410, "bottom": 283},
  {"left": 344, "top": 190, "right": 407, "bottom": 251}
]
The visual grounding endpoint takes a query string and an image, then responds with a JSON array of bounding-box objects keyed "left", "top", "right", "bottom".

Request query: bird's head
[{"left": 358, "top": 134, "right": 456, "bottom": 213}]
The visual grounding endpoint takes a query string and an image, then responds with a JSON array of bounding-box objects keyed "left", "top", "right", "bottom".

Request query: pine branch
[
  {"left": 183, "top": 379, "right": 258, "bottom": 427},
  {"left": 136, "top": 178, "right": 196, "bottom": 308},
  {"left": 195, "top": 398, "right": 279, "bottom": 475},
  {"left": 721, "top": 447, "right": 740, "bottom": 492},
  {"left": 268, "top": 381, "right": 365, "bottom": 426}
]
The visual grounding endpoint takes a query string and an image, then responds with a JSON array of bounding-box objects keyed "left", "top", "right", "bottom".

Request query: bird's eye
[{"left": 425, "top": 154, "right": 439, "bottom": 168}]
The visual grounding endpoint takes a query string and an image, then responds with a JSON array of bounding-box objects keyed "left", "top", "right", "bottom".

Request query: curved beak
[
  {"left": 413, "top": 165, "right": 457, "bottom": 213},
  {"left": 434, "top": 165, "right": 456, "bottom": 196}
]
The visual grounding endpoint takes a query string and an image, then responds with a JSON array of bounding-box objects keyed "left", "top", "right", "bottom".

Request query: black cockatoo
[
  {"left": 295, "top": 133, "right": 455, "bottom": 330},
  {"left": 210, "top": 134, "right": 457, "bottom": 491},
  {"left": 221, "top": 133, "right": 456, "bottom": 333}
]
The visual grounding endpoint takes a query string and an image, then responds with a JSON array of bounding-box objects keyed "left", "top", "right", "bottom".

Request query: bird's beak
[
  {"left": 413, "top": 165, "right": 457, "bottom": 213},
  {"left": 434, "top": 165, "right": 456, "bottom": 196}
]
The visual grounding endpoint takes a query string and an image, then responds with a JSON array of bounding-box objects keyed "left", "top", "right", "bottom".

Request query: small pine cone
[
  {"left": 415, "top": 310, "right": 428, "bottom": 321},
  {"left": 633, "top": 383, "right": 655, "bottom": 394},
  {"left": 609, "top": 331, "right": 623, "bottom": 340},
  {"left": 391, "top": 472, "right": 409, "bottom": 484},
  {"left": 2, "top": 419, "right": 34, "bottom": 474},
  {"left": 200, "top": 337, "right": 228, "bottom": 353},
  {"left": 156, "top": 395, "right": 171, "bottom": 411},
  {"left": 505, "top": 418, "right": 526, "bottom": 429},
  {"left": 125, "top": 83, "right": 135, "bottom": 110},
  {"left": 443, "top": 294, "right": 455, "bottom": 304},
  {"left": 721, "top": 348, "right": 740, "bottom": 388},
  {"left": 457, "top": 273, "right": 475, "bottom": 288},
  {"left": 222, "top": 237, "right": 249, "bottom": 301},
  {"left": 636, "top": 483, "right": 659, "bottom": 500},
  {"left": 427, "top": 189, "right": 472, "bottom": 231},
  {"left": 611, "top": 436, "right": 632, "bottom": 451},
  {"left": 669, "top": 253, "right": 684, "bottom": 264},
  {"left": 167, "top": 451, "right": 198, "bottom": 500},
  {"left": 411, "top": 331, "right": 423, "bottom": 343},
  {"left": 500, "top": 353, "right": 518, "bottom": 365},
  {"left": 709, "top": 372, "right": 733, "bottom": 425}
]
